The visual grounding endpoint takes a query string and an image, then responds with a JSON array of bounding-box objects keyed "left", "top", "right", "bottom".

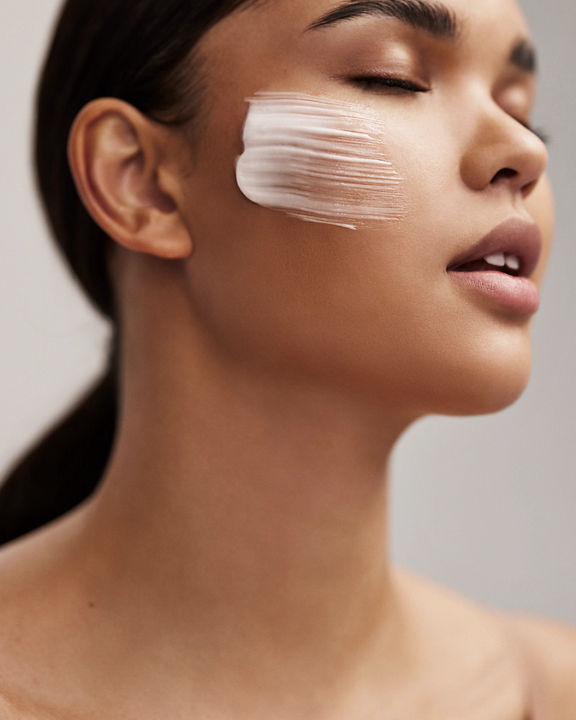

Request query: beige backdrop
[{"left": 1, "top": 1, "right": 575, "bottom": 621}]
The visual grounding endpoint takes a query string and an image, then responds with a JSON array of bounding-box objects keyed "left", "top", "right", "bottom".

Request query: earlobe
[{"left": 67, "top": 98, "right": 193, "bottom": 259}]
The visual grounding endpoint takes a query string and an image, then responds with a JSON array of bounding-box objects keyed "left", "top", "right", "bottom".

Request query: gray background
[{"left": 1, "top": 2, "right": 575, "bottom": 621}]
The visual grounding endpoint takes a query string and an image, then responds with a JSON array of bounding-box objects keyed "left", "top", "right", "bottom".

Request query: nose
[{"left": 460, "top": 106, "right": 549, "bottom": 198}]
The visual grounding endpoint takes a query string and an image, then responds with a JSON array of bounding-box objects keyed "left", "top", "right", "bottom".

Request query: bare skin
[{"left": 0, "top": 0, "right": 573, "bottom": 718}]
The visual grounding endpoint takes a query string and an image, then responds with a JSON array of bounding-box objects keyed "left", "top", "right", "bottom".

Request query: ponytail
[{"left": 0, "top": 338, "right": 118, "bottom": 545}]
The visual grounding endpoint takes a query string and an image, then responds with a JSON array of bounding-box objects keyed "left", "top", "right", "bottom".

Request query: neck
[{"left": 69, "top": 260, "right": 416, "bottom": 714}]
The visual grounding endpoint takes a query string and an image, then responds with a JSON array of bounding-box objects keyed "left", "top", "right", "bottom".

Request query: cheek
[{"left": 235, "top": 91, "right": 408, "bottom": 230}]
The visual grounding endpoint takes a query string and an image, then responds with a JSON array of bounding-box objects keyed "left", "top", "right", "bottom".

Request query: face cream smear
[{"left": 235, "top": 91, "right": 406, "bottom": 230}]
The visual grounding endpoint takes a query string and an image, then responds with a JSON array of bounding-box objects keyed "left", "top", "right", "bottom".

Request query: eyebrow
[
  {"left": 509, "top": 38, "right": 537, "bottom": 74},
  {"left": 306, "top": 0, "right": 461, "bottom": 39}
]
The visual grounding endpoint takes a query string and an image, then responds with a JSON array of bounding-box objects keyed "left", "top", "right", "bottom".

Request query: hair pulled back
[{"left": 0, "top": 0, "right": 258, "bottom": 545}]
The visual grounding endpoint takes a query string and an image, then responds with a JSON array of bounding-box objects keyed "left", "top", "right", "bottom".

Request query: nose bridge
[{"left": 459, "top": 93, "right": 549, "bottom": 195}]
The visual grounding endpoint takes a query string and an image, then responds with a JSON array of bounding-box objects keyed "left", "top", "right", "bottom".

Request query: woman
[{"left": 0, "top": 0, "right": 574, "bottom": 717}]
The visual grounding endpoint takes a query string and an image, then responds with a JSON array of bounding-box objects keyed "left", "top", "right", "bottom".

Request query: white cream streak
[{"left": 235, "top": 92, "right": 407, "bottom": 230}]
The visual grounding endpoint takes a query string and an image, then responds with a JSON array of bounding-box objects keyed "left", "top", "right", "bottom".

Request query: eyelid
[
  {"left": 349, "top": 73, "right": 431, "bottom": 93},
  {"left": 496, "top": 82, "right": 546, "bottom": 142},
  {"left": 520, "top": 121, "right": 550, "bottom": 144}
]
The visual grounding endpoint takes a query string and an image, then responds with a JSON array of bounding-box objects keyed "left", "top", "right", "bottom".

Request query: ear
[{"left": 67, "top": 98, "right": 193, "bottom": 259}]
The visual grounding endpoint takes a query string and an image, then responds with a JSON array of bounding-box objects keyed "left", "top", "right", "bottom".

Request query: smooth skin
[{"left": 0, "top": 0, "right": 574, "bottom": 718}]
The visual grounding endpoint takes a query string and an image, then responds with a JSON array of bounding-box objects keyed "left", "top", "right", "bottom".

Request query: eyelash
[
  {"left": 350, "top": 75, "right": 430, "bottom": 94},
  {"left": 350, "top": 75, "right": 550, "bottom": 144},
  {"left": 519, "top": 122, "right": 550, "bottom": 145}
]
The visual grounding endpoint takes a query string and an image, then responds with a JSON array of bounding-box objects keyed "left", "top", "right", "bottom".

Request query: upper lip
[{"left": 447, "top": 218, "right": 543, "bottom": 278}]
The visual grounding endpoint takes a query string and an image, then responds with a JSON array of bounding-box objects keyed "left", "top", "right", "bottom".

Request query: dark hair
[{"left": 0, "top": 0, "right": 259, "bottom": 545}]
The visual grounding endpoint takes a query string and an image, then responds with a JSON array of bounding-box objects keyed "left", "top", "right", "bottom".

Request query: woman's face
[{"left": 173, "top": 0, "right": 554, "bottom": 417}]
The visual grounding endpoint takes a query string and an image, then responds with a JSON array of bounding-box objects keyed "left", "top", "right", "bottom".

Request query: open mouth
[
  {"left": 446, "top": 218, "right": 542, "bottom": 280},
  {"left": 446, "top": 218, "right": 542, "bottom": 315},
  {"left": 450, "top": 253, "right": 522, "bottom": 277}
]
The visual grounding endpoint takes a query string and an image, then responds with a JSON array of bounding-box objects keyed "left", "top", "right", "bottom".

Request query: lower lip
[{"left": 448, "top": 270, "right": 540, "bottom": 316}]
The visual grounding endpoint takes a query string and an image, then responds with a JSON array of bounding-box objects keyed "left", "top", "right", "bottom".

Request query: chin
[
  {"left": 438, "top": 368, "right": 532, "bottom": 417},
  {"left": 412, "top": 329, "right": 535, "bottom": 418}
]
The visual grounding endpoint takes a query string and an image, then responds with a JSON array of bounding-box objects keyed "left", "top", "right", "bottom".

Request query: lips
[
  {"left": 448, "top": 218, "right": 542, "bottom": 278},
  {"left": 447, "top": 218, "right": 543, "bottom": 315}
]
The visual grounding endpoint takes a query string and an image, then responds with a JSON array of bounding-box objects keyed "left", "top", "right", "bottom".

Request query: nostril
[{"left": 490, "top": 167, "right": 518, "bottom": 184}]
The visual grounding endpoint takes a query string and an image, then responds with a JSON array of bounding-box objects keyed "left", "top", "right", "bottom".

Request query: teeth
[
  {"left": 505, "top": 254, "right": 520, "bottom": 271},
  {"left": 482, "top": 253, "right": 521, "bottom": 271},
  {"left": 483, "top": 253, "right": 506, "bottom": 267}
]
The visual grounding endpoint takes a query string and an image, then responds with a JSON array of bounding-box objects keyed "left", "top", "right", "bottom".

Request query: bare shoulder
[
  {"left": 498, "top": 611, "right": 576, "bottom": 719},
  {"left": 393, "top": 569, "right": 538, "bottom": 715},
  {"left": 393, "top": 568, "right": 576, "bottom": 719},
  {"left": 0, "top": 516, "right": 88, "bottom": 720}
]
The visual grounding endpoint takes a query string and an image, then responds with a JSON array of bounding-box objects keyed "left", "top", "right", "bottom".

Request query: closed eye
[
  {"left": 349, "top": 75, "right": 430, "bottom": 94},
  {"left": 519, "top": 120, "right": 549, "bottom": 145}
]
